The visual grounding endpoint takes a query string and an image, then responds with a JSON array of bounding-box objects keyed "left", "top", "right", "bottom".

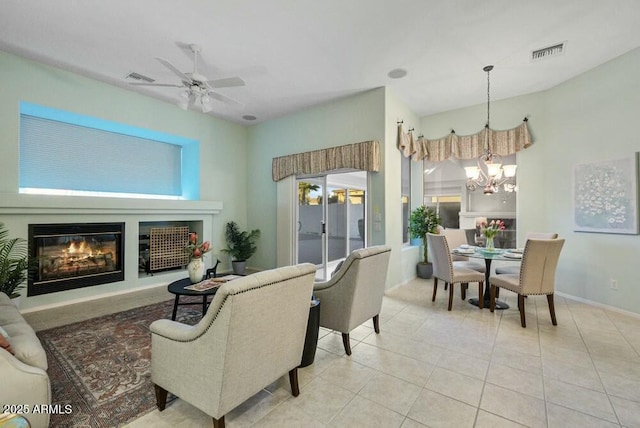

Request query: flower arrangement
[
  {"left": 185, "top": 232, "right": 211, "bottom": 260},
  {"left": 481, "top": 219, "right": 505, "bottom": 239}
]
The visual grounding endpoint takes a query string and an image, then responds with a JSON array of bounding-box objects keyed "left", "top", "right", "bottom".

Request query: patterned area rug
[{"left": 37, "top": 299, "right": 202, "bottom": 427}]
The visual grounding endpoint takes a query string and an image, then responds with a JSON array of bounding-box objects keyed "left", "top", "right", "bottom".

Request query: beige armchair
[
  {"left": 313, "top": 245, "right": 391, "bottom": 355},
  {"left": 151, "top": 263, "right": 316, "bottom": 428},
  {"left": 495, "top": 232, "right": 558, "bottom": 275},
  {"left": 428, "top": 233, "right": 485, "bottom": 310},
  {"left": 490, "top": 239, "right": 565, "bottom": 327}
]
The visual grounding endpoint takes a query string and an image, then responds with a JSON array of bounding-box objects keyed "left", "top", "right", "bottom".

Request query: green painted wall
[
  {"left": 0, "top": 49, "right": 248, "bottom": 270},
  {"left": 246, "top": 88, "right": 387, "bottom": 272},
  {"left": 4, "top": 44, "right": 639, "bottom": 313},
  {"left": 384, "top": 87, "right": 423, "bottom": 285},
  {"left": 421, "top": 47, "right": 640, "bottom": 314}
]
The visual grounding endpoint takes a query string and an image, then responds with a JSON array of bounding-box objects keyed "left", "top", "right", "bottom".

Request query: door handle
[{"left": 321, "top": 222, "right": 326, "bottom": 234}]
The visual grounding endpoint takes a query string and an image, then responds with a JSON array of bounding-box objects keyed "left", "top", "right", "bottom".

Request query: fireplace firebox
[{"left": 28, "top": 222, "right": 125, "bottom": 296}]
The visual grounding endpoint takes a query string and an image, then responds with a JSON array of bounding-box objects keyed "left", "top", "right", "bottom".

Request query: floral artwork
[{"left": 573, "top": 154, "right": 639, "bottom": 234}]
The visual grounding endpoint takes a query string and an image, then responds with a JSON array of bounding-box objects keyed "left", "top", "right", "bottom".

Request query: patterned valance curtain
[
  {"left": 272, "top": 140, "right": 380, "bottom": 182},
  {"left": 397, "top": 119, "right": 532, "bottom": 162}
]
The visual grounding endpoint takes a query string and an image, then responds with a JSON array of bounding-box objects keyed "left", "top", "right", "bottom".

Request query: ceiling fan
[{"left": 130, "top": 44, "right": 245, "bottom": 113}]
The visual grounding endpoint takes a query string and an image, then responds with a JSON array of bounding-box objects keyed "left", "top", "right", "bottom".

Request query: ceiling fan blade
[
  {"left": 129, "top": 82, "right": 184, "bottom": 87},
  {"left": 209, "top": 91, "right": 243, "bottom": 107},
  {"left": 207, "top": 77, "right": 246, "bottom": 88},
  {"left": 155, "top": 57, "right": 192, "bottom": 82}
]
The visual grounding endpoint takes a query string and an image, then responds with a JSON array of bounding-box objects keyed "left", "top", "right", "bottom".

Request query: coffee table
[{"left": 167, "top": 277, "right": 219, "bottom": 321}]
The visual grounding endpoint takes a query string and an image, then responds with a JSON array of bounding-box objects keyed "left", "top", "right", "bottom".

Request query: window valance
[
  {"left": 397, "top": 120, "right": 532, "bottom": 162},
  {"left": 272, "top": 140, "right": 380, "bottom": 181}
]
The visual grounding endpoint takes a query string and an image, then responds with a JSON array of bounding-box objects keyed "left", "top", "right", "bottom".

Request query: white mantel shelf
[{"left": 0, "top": 193, "right": 222, "bottom": 215}]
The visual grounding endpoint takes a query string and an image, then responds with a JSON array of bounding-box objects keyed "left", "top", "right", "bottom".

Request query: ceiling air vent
[
  {"left": 124, "top": 71, "right": 155, "bottom": 83},
  {"left": 531, "top": 42, "right": 565, "bottom": 62}
]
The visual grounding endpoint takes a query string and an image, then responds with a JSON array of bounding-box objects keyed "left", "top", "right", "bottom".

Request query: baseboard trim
[
  {"left": 553, "top": 291, "right": 640, "bottom": 320},
  {"left": 19, "top": 282, "right": 168, "bottom": 314}
]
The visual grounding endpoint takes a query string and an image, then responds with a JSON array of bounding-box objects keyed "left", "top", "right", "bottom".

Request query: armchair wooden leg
[
  {"left": 213, "top": 416, "right": 225, "bottom": 428},
  {"left": 154, "top": 384, "right": 168, "bottom": 411},
  {"left": 489, "top": 285, "right": 496, "bottom": 312},
  {"left": 289, "top": 368, "right": 300, "bottom": 396},
  {"left": 448, "top": 282, "right": 454, "bottom": 311},
  {"left": 495, "top": 287, "right": 500, "bottom": 298},
  {"left": 547, "top": 294, "right": 558, "bottom": 326},
  {"left": 461, "top": 283, "right": 468, "bottom": 300},
  {"left": 373, "top": 314, "right": 380, "bottom": 334},
  {"left": 518, "top": 295, "right": 526, "bottom": 327},
  {"left": 478, "top": 282, "right": 484, "bottom": 309},
  {"left": 342, "top": 333, "right": 352, "bottom": 355},
  {"left": 432, "top": 277, "right": 438, "bottom": 302}
]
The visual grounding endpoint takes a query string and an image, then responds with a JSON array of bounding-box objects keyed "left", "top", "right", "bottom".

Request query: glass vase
[
  {"left": 187, "top": 258, "right": 205, "bottom": 283},
  {"left": 486, "top": 236, "right": 495, "bottom": 250}
]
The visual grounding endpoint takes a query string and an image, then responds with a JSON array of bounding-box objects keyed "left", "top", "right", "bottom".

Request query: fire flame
[{"left": 65, "top": 240, "right": 101, "bottom": 258}]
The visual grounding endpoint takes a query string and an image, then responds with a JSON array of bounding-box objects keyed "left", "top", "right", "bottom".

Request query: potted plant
[
  {"left": 409, "top": 206, "right": 442, "bottom": 279},
  {"left": 221, "top": 221, "right": 260, "bottom": 275},
  {"left": 0, "top": 222, "right": 29, "bottom": 304}
]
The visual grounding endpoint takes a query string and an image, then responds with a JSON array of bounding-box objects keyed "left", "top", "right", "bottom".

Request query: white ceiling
[{"left": 1, "top": 0, "right": 639, "bottom": 125}]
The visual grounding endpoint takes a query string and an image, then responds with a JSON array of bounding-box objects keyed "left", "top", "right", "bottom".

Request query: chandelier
[{"left": 465, "top": 65, "right": 517, "bottom": 194}]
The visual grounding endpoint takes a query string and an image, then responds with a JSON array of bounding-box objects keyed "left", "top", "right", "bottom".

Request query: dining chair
[
  {"left": 427, "top": 233, "right": 485, "bottom": 310},
  {"left": 440, "top": 228, "right": 486, "bottom": 299},
  {"left": 489, "top": 238, "right": 565, "bottom": 327},
  {"left": 495, "top": 232, "right": 558, "bottom": 275}
]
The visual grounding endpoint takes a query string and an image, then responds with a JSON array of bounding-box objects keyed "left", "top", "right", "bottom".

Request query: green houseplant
[
  {"left": 0, "top": 222, "right": 29, "bottom": 299},
  {"left": 221, "top": 221, "right": 261, "bottom": 275},
  {"left": 409, "top": 206, "right": 442, "bottom": 278}
]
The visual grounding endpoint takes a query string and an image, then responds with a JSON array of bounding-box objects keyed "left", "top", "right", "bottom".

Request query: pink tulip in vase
[{"left": 186, "top": 232, "right": 211, "bottom": 283}]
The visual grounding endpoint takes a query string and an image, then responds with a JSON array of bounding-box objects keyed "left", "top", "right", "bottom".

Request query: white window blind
[{"left": 18, "top": 102, "right": 199, "bottom": 199}]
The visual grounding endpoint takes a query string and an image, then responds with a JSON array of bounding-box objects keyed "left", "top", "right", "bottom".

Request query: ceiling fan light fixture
[
  {"left": 177, "top": 97, "right": 190, "bottom": 110},
  {"left": 201, "top": 99, "right": 213, "bottom": 113}
]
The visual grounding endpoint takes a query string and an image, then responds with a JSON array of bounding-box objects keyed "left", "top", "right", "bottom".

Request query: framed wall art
[{"left": 573, "top": 153, "right": 639, "bottom": 234}]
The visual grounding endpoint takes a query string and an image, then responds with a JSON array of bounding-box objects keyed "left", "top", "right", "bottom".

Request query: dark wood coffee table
[{"left": 167, "top": 277, "right": 220, "bottom": 321}]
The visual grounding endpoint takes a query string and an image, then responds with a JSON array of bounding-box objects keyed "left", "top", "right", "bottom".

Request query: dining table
[{"left": 452, "top": 247, "right": 523, "bottom": 310}]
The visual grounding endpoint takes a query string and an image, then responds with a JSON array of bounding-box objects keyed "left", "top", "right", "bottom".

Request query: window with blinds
[{"left": 19, "top": 102, "right": 200, "bottom": 200}]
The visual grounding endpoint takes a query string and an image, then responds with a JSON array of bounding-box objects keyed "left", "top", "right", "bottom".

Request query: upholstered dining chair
[
  {"left": 151, "top": 263, "right": 316, "bottom": 428},
  {"left": 427, "top": 233, "right": 485, "bottom": 310},
  {"left": 313, "top": 245, "right": 391, "bottom": 355},
  {"left": 441, "top": 228, "right": 486, "bottom": 298},
  {"left": 489, "top": 238, "right": 565, "bottom": 328},
  {"left": 495, "top": 232, "right": 558, "bottom": 275}
]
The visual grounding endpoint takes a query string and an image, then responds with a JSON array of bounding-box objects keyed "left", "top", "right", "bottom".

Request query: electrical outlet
[{"left": 610, "top": 279, "right": 619, "bottom": 290}]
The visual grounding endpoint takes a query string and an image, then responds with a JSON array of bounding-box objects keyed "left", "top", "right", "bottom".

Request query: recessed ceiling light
[
  {"left": 242, "top": 115, "right": 257, "bottom": 121},
  {"left": 387, "top": 68, "right": 407, "bottom": 79}
]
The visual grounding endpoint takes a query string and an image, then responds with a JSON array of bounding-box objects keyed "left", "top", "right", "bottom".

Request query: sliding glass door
[{"left": 296, "top": 171, "right": 366, "bottom": 280}]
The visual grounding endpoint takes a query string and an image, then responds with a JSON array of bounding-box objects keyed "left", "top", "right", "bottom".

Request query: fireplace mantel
[
  {"left": 0, "top": 193, "right": 222, "bottom": 215},
  {"left": 0, "top": 193, "right": 223, "bottom": 311}
]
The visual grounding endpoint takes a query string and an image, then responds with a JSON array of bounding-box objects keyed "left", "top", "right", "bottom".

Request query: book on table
[{"left": 184, "top": 275, "right": 243, "bottom": 291}]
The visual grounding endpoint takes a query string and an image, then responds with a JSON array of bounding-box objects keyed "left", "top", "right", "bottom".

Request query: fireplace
[{"left": 28, "top": 222, "right": 125, "bottom": 296}]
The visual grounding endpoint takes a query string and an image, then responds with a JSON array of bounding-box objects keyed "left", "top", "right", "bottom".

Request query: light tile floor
[{"left": 25, "top": 278, "right": 640, "bottom": 427}]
